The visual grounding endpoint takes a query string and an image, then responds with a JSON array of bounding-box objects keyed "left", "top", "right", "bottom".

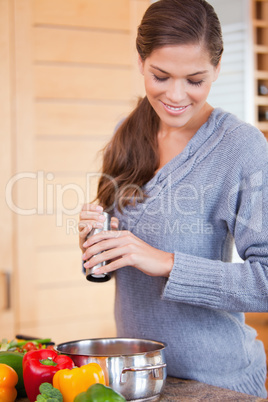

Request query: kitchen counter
[
  {"left": 19, "top": 376, "right": 267, "bottom": 401},
  {"left": 160, "top": 377, "right": 267, "bottom": 401}
]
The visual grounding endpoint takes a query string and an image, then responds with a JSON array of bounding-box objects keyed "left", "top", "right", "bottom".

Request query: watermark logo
[
  {"left": 228, "top": 170, "right": 263, "bottom": 233},
  {"left": 5, "top": 169, "right": 264, "bottom": 235}
]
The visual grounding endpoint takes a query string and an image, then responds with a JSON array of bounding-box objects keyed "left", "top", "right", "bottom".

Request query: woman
[{"left": 79, "top": 0, "right": 268, "bottom": 397}]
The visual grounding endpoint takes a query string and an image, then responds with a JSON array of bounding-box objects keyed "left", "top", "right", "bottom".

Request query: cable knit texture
[{"left": 113, "top": 108, "right": 268, "bottom": 398}]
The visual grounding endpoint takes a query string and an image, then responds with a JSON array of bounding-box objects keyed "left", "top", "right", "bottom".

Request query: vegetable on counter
[
  {"left": 53, "top": 363, "right": 106, "bottom": 402},
  {"left": 0, "top": 363, "right": 18, "bottom": 402},
  {"left": 0, "top": 351, "right": 26, "bottom": 397},
  {"left": 0, "top": 337, "right": 53, "bottom": 353},
  {"left": 36, "top": 382, "right": 63, "bottom": 402},
  {"left": 74, "top": 384, "right": 126, "bottom": 402},
  {"left": 23, "top": 349, "right": 74, "bottom": 402}
]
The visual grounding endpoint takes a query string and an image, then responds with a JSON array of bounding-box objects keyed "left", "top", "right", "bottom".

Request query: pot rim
[{"left": 55, "top": 337, "right": 167, "bottom": 357}]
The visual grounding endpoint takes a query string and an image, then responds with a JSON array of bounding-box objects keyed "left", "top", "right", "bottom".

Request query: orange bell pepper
[
  {"left": 0, "top": 363, "right": 18, "bottom": 402},
  {"left": 53, "top": 363, "right": 105, "bottom": 402}
]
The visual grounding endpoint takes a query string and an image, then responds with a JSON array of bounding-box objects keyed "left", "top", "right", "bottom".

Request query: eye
[
  {"left": 187, "top": 79, "right": 204, "bottom": 87},
  {"left": 153, "top": 74, "right": 168, "bottom": 82}
]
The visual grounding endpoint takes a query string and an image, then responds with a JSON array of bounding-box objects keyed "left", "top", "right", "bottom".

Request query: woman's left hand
[{"left": 82, "top": 230, "right": 174, "bottom": 277}]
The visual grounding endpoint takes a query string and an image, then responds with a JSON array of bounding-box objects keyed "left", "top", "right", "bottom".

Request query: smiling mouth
[{"left": 162, "top": 102, "right": 189, "bottom": 112}]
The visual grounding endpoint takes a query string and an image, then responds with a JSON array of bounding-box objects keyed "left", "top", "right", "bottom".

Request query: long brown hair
[{"left": 97, "top": 0, "right": 223, "bottom": 212}]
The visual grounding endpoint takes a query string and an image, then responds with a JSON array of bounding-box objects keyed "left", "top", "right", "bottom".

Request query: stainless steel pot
[{"left": 55, "top": 337, "right": 167, "bottom": 401}]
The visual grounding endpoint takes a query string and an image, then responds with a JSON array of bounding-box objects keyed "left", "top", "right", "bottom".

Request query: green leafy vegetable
[
  {"left": 74, "top": 383, "right": 126, "bottom": 402},
  {"left": 35, "top": 382, "right": 63, "bottom": 402},
  {"left": 0, "top": 338, "right": 51, "bottom": 352}
]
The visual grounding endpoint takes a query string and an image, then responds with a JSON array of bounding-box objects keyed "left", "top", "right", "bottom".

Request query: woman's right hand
[{"left": 78, "top": 204, "right": 105, "bottom": 253}]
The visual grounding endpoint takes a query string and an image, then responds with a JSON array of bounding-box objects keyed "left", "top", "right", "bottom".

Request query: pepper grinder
[{"left": 84, "top": 211, "right": 112, "bottom": 283}]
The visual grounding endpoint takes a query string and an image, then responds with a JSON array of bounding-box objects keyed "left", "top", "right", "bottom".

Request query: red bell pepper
[{"left": 22, "top": 349, "right": 74, "bottom": 402}]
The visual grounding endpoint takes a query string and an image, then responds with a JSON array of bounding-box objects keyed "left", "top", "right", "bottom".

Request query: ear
[
  {"left": 138, "top": 55, "right": 144, "bottom": 75},
  {"left": 213, "top": 59, "right": 221, "bottom": 82}
]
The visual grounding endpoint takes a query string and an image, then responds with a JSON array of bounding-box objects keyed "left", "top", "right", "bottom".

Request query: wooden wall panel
[
  {"left": 130, "top": 0, "right": 149, "bottom": 97},
  {"left": 33, "top": 175, "right": 87, "bottom": 214},
  {"left": 0, "top": 0, "right": 150, "bottom": 340},
  {"left": 0, "top": 0, "right": 13, "bottom": 282},
  {"left": 32, "top": 173, "right": 99, "bottom": 249},
  {"left": 246, "top": 313, "right": 268, "bottom": 354},
  {"left": 34, "top": 65, "right": 132, "bottom": 101},
  {"left": 37, "top": 249, "right": 83, "bottom": 285},
  {"left": 23, "top": 316, "right": 116, "bottom": 343},
  {"left": 33, "top": 0, "right": 130, "bottom": 31},
  {"left": 31, "top": 173, "right": 97, "bottom": 215},
  {"left": 35, "top": 216, "right": 79, "bottom": 248},
  {"left": 35, "top": 139, "right": 106, "bottom": 172},
  {"left": 31, "top": 0, "right": 137, "bottom": 341},
  {"left": 35, "top": 103, "right": 131, "bottom": 137},
  {"left": 20, "top": 279, "right": 116, "bottom": 342},
  {"left": 38, "top": 283, "right": 115, "bottom": 321},
  {"left": 14, "top": 0, "right": 149, "bottom": 341},
  {"left": 6, "top": 171, "right": 39, "bottom": 211},
  {"left": 36, "top": 278, "right": 116, "bottom": 343},
  {"left": 13, "top": 0, "right": 37, "bottom": 327},
  {"left": 34, "top": 28, "right": 132, "bottom": 66}
]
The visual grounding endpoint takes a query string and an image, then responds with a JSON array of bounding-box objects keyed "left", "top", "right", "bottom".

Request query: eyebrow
[
  {"left": 188, "top": 71, "right": 209, "bottom": 76},
  {"left": 150, "top": 64, "right": 209, "bottom": 76}
]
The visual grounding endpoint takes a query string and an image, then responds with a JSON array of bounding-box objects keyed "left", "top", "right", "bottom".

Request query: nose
[{"left": 166, "top": 79, "right": 186, "bottom": 104}]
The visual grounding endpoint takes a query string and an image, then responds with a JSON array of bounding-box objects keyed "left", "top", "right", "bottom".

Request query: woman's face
[{"left": 138, "top": 44, "right": 221, "bottom": 132}]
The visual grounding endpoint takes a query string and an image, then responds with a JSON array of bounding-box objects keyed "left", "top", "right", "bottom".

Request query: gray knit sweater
[{"left": 113, "top": 108, "right": 268, "bottom": 398}]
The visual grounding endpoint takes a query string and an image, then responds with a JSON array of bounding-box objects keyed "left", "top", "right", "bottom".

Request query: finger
[
  {"left": 78, "top": 221, "right": 92, "bottom": 233},
  {"left": 84, "top": 244, "right": 130, "bottom": 269},
  {"left": 81, "top": 203, "right": 103, "bottom": 212},
  {"left": 90, "top": 258, "right": 124, "bottom": 274},
  {"left": 82, "top": 236, "right": 121, "bottom": 261},
  {"left": 84, "top": 230, "right": 130, "bottom": 248},
  {"left": 92, "top": 251, "right": 136, "bottom": 275},
  {"left": 78, "top": 220, "right": 104, "bottom": 235},
  {"left": 78, "top": 218, "right": 104, "bottom": 246},
  {"left": 78, "top": 225, "right": 91, "bottom": 240},
  {"left": 79, "top": 224, "right": 94, "bottom": 253},
  {"left": 111, "top": 217, "right": 119, "bottom": 230},
  {"left": 80, "top": 210, "right": 106, "bottom": 222},
  {"left": 83, "top": 231, "right": 120, "bottom": 250}
]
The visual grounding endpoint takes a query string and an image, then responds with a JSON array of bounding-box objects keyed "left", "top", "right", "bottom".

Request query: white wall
[
  {"left": 207, "top": 0, "right": 254, "bottom": 124},
  {"left": 208, "top": 0, "right": 251, "bottom": 263}
]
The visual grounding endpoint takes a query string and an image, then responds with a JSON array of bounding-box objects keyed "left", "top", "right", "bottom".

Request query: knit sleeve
[{"left": 162, "top": 162, "right": 268, "bottom": 312}]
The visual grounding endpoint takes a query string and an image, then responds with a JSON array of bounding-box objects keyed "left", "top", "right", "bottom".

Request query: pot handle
[{"left": 120, "top": 363, "right": 167, "bottom": 383}]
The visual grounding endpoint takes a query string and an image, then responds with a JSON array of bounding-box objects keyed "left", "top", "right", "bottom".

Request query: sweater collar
[
  {"left": 116, "top": 108, "right": 227, "bottom": 226},
  {"left": 151, "top": 107, "right": 226, "bottom": 184}
]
